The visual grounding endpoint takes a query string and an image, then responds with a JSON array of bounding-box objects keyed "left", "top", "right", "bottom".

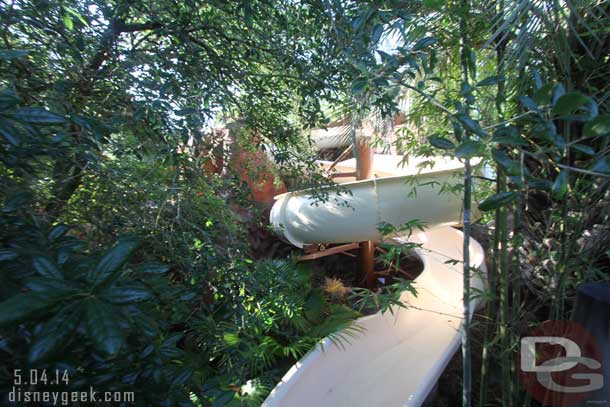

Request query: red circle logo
[{"left": 517, "top": 320, "right": 604, "bottom": 406}]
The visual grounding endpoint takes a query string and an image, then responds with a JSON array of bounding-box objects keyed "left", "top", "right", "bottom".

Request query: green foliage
[{"left": 0, "top": 1, "right": 363, "bottom": 405}]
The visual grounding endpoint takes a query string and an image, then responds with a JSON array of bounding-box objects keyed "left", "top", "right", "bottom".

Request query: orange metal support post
[{"left": 356, "top": 137, "right": 376, "bottom": 288}]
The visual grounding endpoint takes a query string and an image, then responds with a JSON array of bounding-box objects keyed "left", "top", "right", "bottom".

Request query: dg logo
[{"left": 517, "top": 320, "right": 605, "bottom": 406}]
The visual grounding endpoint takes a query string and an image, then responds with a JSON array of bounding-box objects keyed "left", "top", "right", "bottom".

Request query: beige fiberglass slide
[{"left": 264, "top": 152, "right": 487, "bottom": 406}]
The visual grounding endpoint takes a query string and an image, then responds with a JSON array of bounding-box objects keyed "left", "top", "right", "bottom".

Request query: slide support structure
[{"left": 356, "top": 138, "right": 376, "bottom": 288}]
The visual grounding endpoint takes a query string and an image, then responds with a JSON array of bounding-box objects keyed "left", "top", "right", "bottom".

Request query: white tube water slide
[{"left": 264, "top": 148, "right": 486, "bottom": 406}]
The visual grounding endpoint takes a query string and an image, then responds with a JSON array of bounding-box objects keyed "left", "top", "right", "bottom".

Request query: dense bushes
[
  {"left": 0, "top": 1, "right": 362, "bottom": 404},
  {"left": 0, "top": 102, "right": 361, "bottom": 405}
]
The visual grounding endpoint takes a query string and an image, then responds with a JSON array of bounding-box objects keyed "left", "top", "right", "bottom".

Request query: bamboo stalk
[{"left": 459, "top": 2, "right": 473, "bottom": 404}]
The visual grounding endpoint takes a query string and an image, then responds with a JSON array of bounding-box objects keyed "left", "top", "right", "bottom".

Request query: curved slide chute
[{"left": 264, "top": 154, "right": 486, "bottom": 406}]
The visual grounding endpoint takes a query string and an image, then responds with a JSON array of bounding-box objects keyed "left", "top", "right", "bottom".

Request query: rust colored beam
[
  {"left": 356, "top": 138, "right": 374, "bottom": 180},
  {"left": 302, "top": 244, "right": 321, "bottom": 254},
  {"left": 297, "top": 242, "right": 360, "bottom": 261},
  {"left": 359, "top": 240, "right": 376, "bottom": 288},
  {"left": 356, "top": 136, "right": 376, "bottom": 288}
]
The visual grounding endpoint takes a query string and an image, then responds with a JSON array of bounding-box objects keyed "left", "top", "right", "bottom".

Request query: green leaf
[
  {"left": 304, "top": 289, "right": 324, "bottom": 322},
  {"left": 527, "top": 178, "right": 552, "bottom": 191},
  {"left": 455, "top": 113, "right": 487, "bottom": 137},
  {"left": 0, "top": 49, "right": 30, "bottom": 60},
  {"left": 492, "top": 126, "right": 527, "bottom": 146},
  {"left": 212, "top": 391, "right": 236, "bottom": 407},
  {"left": 371, "top": 24, "right": 383, "bottom": 44},
  {"left": 63, "top": 14, "right": 74, "bottom": 31},
  {"left": 551, "top": 83, "right": 565, "bottom": 105},
  {"left": 0, "top": 89, "right": 21, "bottom": 109},
  {"left": 476, "top": 75, "right": 505, "bottom": 87},
  {"left": 455, "top": 140, "right": 485, "bottom": 158},
  {"left": 0, "top": 249, "right": 17, "bottom": 261},
  {"left": 3, "top": 190, "right": 33, "bottom": 212},
  {"left": 583, "top": 115, "right": 610, "bottom": 138},
  {"left": 33, "top": 256, "right": 63, "bottom": 280},
  {"left": 423, "top": 0, "right": 444, "bottom": 9},
  {"left": 171, "top": 368, "right": 193, "bottom": 386},
  {"left": 12, "top": 107, "right": 66, "bottom": 124},
  {"left": 478, "top": 191, "right": 519, "bottom": 211},
  {"left": 518, "top": 96, "right": 539, "bottom": 112},
  {"left": 552, "top": 92, "right": 589, "bottom": 116},
  {"left": 64, "top": 6, "right": 89, "bottom": 26},
  {"left": 590, "top": 157, "right": 610, "bottom": 174},
  {"left": 0, "top": 292, "right": 57, "bottom": 327},
  {"left": 25, "top": 277, "right": 75, "bottom": 294},
  {"left": 552, "top": 169, "right": 569, "bottom": 198},
  {"left": 492, "top": 134, "right": 527, "bottom": 146},
  {"left": 351, "top": 77, "right": 368, "bottom": 94},
  {"left": 29, "top": 304, "right": 80, "bottom": 362},
  {"left": 101, "top": 285, "right": 153, "bottom": 304},
  {"left": 0, "top": 123, "right": 20, "bottom": 146},
  {"left": 85, "top": 300, "right": 124, "bottom": 355},
  {"left": 223, "top": 332, "right": 240, "bottom": 347},
  {"left": 428, "top": 136, "right": 455, "bottom": 150},
  {"left": 88, "top": 237, "right": 139, "bottom": 285},
  {"left": 134, "top": 263, "right": 169, "bottom": 274},
  {"left": 48, "top": 224, "right": 69, "bottom": 241},
  {"left": 571, "top": 144, "right": 595, "bottom": 155},
  {"left": 412, "top": 36, "right": 436, "bottom": 51},
  {"left": 492, "top": 149, "right": 522, "bottom": 176},
  {"left": 532, "top": 83, "right": 555, "bottom": 105}
]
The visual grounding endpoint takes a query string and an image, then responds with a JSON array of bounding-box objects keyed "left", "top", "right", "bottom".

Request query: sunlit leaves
[{"left": 63, "top": 14, "right": 74, "bottom": 31}]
